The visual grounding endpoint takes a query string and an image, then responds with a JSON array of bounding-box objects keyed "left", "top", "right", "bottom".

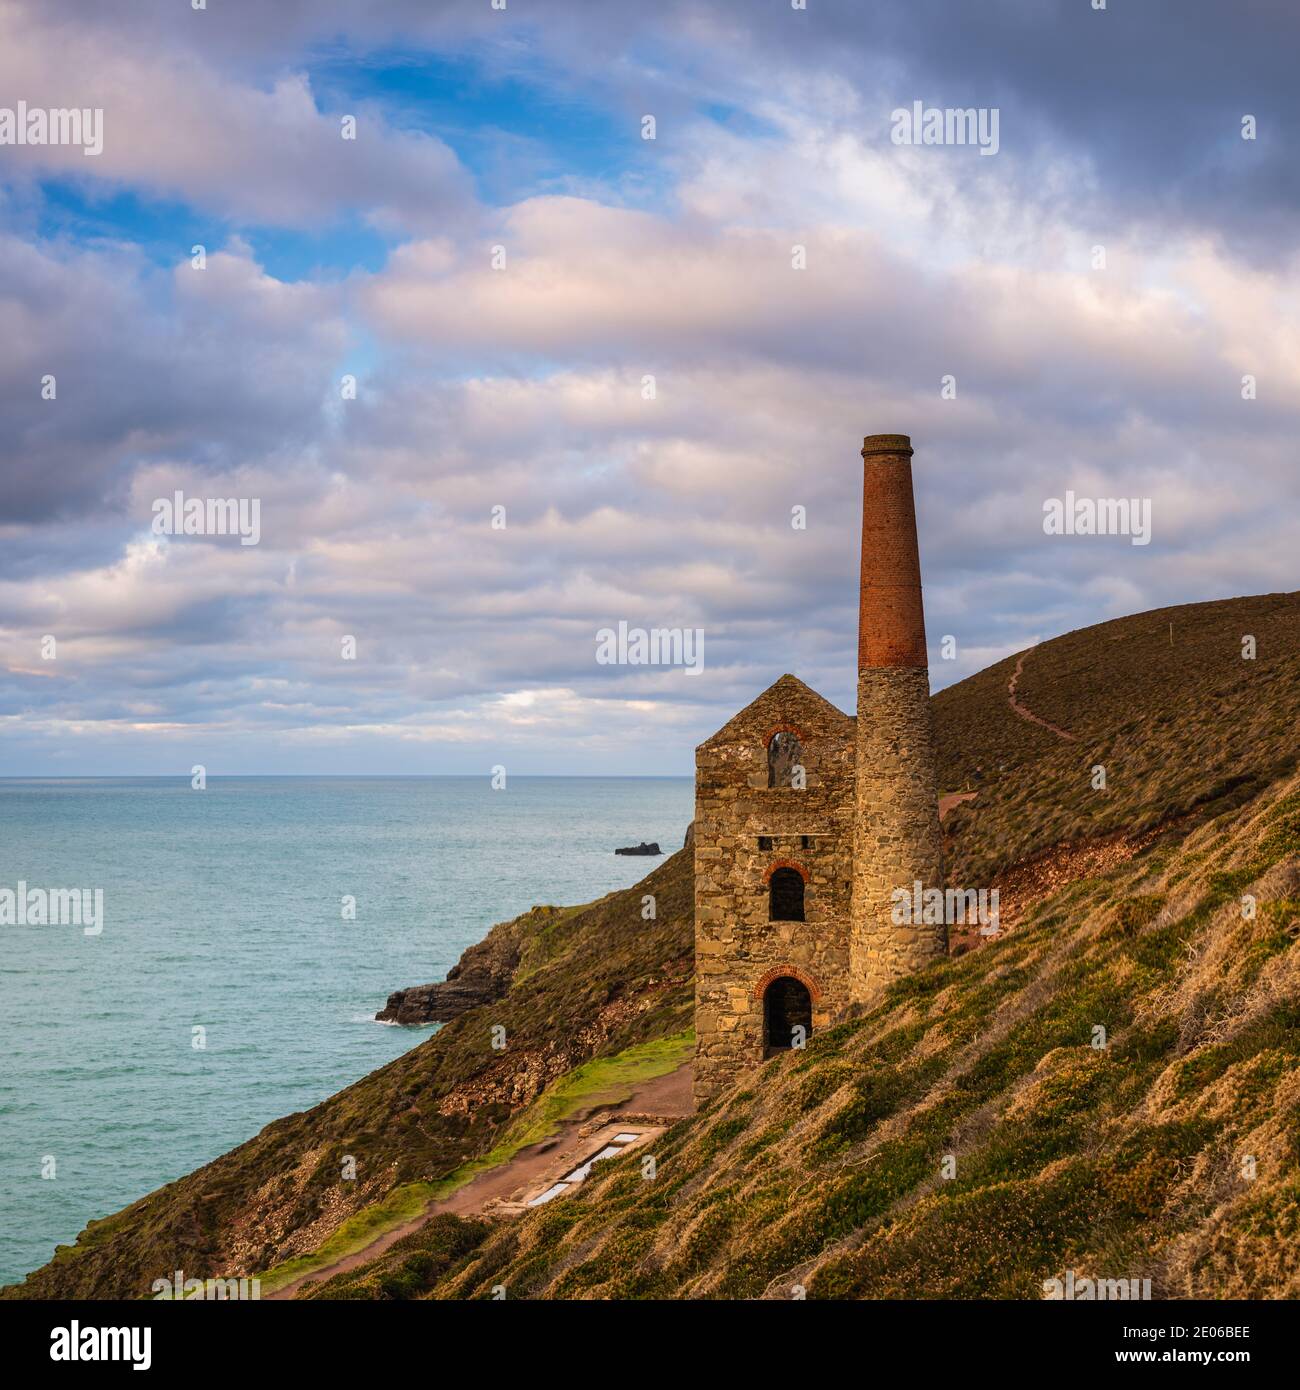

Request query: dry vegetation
[
  {"left": 936, "top": 592, "right": 1300, "bottom": 884},
  {"left": 6, "top": 591, "right": 1297, "bottom": 1301},
  {"left": 400, "top": 777, "right": 1300, "bottom": 1300},
  {"left": 1, "top": 851, "right": 694, "bottom": 1299}
]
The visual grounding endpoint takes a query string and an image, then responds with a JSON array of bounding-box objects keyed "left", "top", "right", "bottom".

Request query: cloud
[
  {"left": 0, "top": 235, "right": 348, "bottom": 526},
  {"left": 31, "top": 0, "right": 1298, "bottom": 249},
  {"left": 0, "top": 1, "right": 474, "bottom": 232},
  {"left": 2, "top": 0, "right": 1297, "bottom": 774}
]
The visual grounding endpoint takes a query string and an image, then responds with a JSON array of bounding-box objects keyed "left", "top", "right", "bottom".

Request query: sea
[{"left": 0, "top": 776, "right": 693, "bottom": 1288}]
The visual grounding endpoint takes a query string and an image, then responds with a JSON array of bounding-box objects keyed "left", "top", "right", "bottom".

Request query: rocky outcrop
[
  {"left": 615, "top": 842, "right": 661, "bottom": 856},
  {"left": 376, "top": 906, "right": 560, "bottom": 1024},
  {"left": 377, "top": 977, "right": 498, "bottom": 1026}
]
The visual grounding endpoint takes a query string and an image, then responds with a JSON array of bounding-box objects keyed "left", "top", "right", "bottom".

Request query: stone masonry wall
[
  {"left": 849, "top": 665, "right": 946, "bottom": 1001},
  {"left": 693, "top": 676, "right": 855, "bottom": 1107}
]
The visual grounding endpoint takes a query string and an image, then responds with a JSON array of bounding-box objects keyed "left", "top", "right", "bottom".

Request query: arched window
[
  {"left": 764, "top": 977, "right": 812, "bottom": 1051},
  {"left": 769, "top": 867, "right": 805, "bottom": 922},
  {"left": 767, "top": 730, "right": 804, "bottom": 788}
]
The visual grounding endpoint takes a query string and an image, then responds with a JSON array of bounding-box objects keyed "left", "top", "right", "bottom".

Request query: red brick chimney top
[
  {"left": 861, "top": 434, "right": 914, "bottom": 459},
  {"left": 858, "top": 433, "right": 929, "bottom": 670}
]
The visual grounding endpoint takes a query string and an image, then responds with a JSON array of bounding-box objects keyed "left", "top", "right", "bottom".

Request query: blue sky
[{"left": 1, "top": 0, "right": 1297, "bottom": 775}]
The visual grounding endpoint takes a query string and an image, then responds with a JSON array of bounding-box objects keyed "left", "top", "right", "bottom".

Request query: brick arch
[
  {"left": 762, "top": 859, "right": 808, "bottom": 884},
  {"left": 752, "top": 963, "right": 823, "bottom": 1003},
  {"left": 761, "top": 856, "right": 800, "bottom": 889}
]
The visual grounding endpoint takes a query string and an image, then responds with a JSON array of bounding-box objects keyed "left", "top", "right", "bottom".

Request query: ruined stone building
[{"left": 693, "top": 434, "right": 946, "bottom": 1105}]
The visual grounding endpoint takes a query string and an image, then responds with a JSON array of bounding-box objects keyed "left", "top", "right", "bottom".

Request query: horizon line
[{"left": 0, "top": 772, "right": 696, "bottom": 781}]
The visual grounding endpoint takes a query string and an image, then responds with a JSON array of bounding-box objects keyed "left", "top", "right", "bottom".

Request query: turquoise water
[{"left": 0, "top": 776, "right": 693, "bottom": 1287}]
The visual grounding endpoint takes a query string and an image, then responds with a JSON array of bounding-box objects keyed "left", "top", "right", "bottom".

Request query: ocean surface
[{"left": 0, "top": 776, "right": 693, "bottom": 1287}]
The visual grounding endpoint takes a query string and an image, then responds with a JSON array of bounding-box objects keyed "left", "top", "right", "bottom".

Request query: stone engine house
[{"left": 693, "top": 434, "right": 946, "bottom": 1105}]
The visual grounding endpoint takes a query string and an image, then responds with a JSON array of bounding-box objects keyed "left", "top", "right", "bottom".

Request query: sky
[{"left": 1, "top": 0, "right": 1297, "bottom": 776}]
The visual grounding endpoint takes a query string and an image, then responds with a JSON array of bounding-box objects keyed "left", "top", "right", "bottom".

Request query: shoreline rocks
[
  {"left": 377, "top": 831, "right": 690, "bottom": 1024},
  {"left": 375, "top": 905, "right": 560, "bottom": 1025}
]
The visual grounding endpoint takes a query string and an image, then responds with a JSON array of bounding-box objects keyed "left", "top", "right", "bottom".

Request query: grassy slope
[
  {"left": 322, "top": 592, "right": 1300, "bottom": 1300},
  {"left": 292, "top": 1032, "right": 693, "bottom": 1300},
  {"left": 935, "top": 592, "right": 1300, "bottom": 884},
  {"left": 7, "top": 591, "right": 1298, "bottom": 1300},
  {"left": 259, "top": 1030, "right": 693, "bottom": 1295},
  {"left": 2, "top": 851, "right": 693, "bottom": 1300},
  {"left": 417, "top": 776, "right": 1300, "bottom": 1299}
]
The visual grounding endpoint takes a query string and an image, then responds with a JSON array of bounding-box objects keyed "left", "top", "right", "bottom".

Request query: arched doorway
[
  {"left": 764, "top": 976, "right": 812, "bottom": 1052},
  {"left": 769, "top": 867, "right": 805, "bottom": 921}
]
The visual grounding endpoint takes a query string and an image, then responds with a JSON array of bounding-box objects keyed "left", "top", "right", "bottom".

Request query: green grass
[
  {"left": 259, "top": 1182, "right": 448, "bottom": 1295},
  {"left": 11, "top": 591, "right": 1298, "bottom": 1303},
  {"left": 487, "top": 1031, "right": 694, "bottom": 1154},
  {"left": 257, "top": 1031, "right": 693, "bottom": 1294},
  {"left": 425, "top": 760, "right": 1300, "bottom": 1300}
]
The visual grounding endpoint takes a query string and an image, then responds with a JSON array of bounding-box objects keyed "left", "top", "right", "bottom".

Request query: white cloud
[
  {"left": 0, "top": 5, "right": 473, "bottom": 231},
  {"left": 3, "top": 1, "right": 1299, "bottom": 773}
]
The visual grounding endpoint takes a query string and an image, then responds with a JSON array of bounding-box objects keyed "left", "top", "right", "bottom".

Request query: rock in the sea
[
  {"left": 614, "top": 841, "right": 661, "bottom": 856},
  {"left": 684, "top": 821, "right": 695, "bottom": 848},
  {"left": 377, "top": 978, "right": 490, "bottom": 1025},
  {"left": 375, "top": 905, "right": 559, "bottom": 1024}
]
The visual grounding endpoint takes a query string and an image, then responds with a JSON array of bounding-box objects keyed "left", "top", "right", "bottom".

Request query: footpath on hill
[
  {"left": 1007, "top": 649, "right": 1077, "bottom": 741},
  {"left": 268, "top": 1061, "right": 694, "bottom": 1299}
]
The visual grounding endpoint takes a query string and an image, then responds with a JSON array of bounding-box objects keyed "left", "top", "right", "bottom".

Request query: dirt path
[
  {"left": 268, "top": 1060, "right": 695, "bottom": 1300},
  {"left": 1007, "top": 650, "right": 1077, "bottom": 741},
  {"left": 610, "top": 1060, "right": 693, "bottom": 1118}
]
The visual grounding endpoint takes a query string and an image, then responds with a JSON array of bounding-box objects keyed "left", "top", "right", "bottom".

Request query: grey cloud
[
  {"left": 3, "top": 1, "right": 1299, "bottom": 774},
  {"left": 0, "top": 238, "right": 347, "bottom": 529},
  {"left": 16, "top": 0, "right": 1294, "bottom": 252}
]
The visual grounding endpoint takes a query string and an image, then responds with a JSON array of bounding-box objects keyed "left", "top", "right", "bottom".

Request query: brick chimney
[{"left": 849, "top": 434, "right": 945, "bottom": 1003}]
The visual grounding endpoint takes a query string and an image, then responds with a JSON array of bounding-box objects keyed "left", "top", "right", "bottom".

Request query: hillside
[
  {"left": 935, "top": 591, "right": 1300, "bottom": 886},
  {"left": 5, "top": 590, "right": 1297, "bottom": 1301},
  {"left": 273, "top": 592, "right": 1300, "bottom": 1301},
  {"left": 346, "top": 771, "right": 1300, "bottom": 1299},
  {"left": 1, "top": 851, "right": 694, "bottom": 1300}
]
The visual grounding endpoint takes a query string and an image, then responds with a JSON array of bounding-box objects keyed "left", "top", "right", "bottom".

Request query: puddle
[{"left": 526, "top": 1128, "right": 648, "bottom": 1207}]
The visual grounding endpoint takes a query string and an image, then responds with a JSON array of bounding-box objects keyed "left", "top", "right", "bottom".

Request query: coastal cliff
[
  {"left": 376, "top": 905, "right": 562, "bottom": 1024},
  {"left": 6, "top": 592, "right": 1299, "bottom": 1301},
  {"left": 1, "top": 855, "right": 694, "bottom": 1300},
  {"left": 413, "top": 772, "right": 1300, "bottom": 1299}
]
